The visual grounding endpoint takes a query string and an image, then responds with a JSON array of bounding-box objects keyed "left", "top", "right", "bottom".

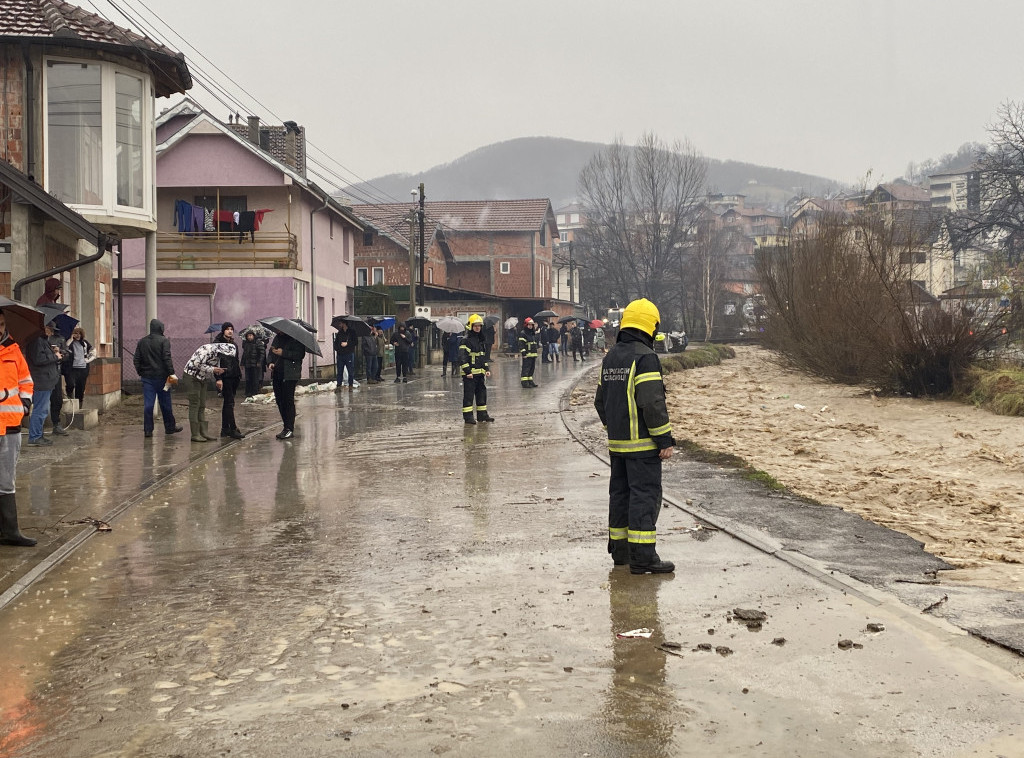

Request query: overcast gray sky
[{"left": 107, "top": 0, "right": 1021, "bottom": 190}]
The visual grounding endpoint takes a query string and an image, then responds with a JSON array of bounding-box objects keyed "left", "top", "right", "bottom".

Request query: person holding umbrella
[
  {"left": 459, "top": 314, "right": 494, "bottom": 424},
  {"left": 266, "top": 328, "right": 306, "bottom": 439},
  {"left": 334, "top": 320, "right": 356, "bottom": 391},
  {"left": 390, "top": 324, "right": 414, "bottom": 383},
  {"left": 0, "top": 305, "right": 37, "bottom": 546},
  {"left": 517, "top": 317, "right": 540, "bottom": 389}
]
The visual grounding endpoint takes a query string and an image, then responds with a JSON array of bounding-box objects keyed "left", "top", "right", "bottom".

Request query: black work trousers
[
  {"left": 461, "top": 374, "right": 487, "bottom": 417},
  {"left": 272, "top": 372, "right": 297, "bottom": 432},
  {"left": 520, "top": 356, "right": 536, "bottom": 385},
  {"left": 221, "top": 375, "right": 239, "bottom": 433},
  {"left": 608, "top": 454, "right": 662, "bottom": 560}
]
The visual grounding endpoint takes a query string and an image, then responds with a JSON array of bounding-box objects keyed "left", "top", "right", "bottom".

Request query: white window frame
[
  {"left": 294, "top": 280, "right": 309, "bottom": 321},
  {"left": 43, "top": 56, "right": 154, "bottom": 221},
  {"left": 372, "top": 267, "right": 384, "bottom": 285},
  {"left": 99, "top": 282, "right": 108, "bottom": 345},
  {"left": 499, "top": 261, "right": 510, "bottom": 274},
  {"left": 356, "top": 267, "right": 368, "bottom": 287}
]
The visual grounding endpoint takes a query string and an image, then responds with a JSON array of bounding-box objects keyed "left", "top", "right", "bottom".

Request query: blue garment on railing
[{"left": 174, "top": 200, "right": 194, "bottom": 233}]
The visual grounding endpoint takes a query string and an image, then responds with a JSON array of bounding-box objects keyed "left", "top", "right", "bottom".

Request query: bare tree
[
  {"left": 576, "top": 133, "right": 707, "bottom": 318},
  {"left": 948, "top": 102, "right": 1024, "bottom": 270}
]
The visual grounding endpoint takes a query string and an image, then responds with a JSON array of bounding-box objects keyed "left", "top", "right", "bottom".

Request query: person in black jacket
[
  {"left": 594, "top": 298, "right": 675, "bottom": 575},
  {"left": 361, "top": 329, "right": 380, "bottom": 384},
  {"left": 267, "top": 331, "right": 306, "bottom": 440},
  {"left": 460, "top": 314, "right": 493, "bottom": 424},
  {"left": 45, "top": 325, "right": 69, "bottom": 436},
  {"left": 215, "top": 323, "right": 244, "bottom": 439},
  {"left": 133, "top": 319, "right": 183, "bottom": 439},
  {"left": 390, "top": 324, "right": 414, "bottom": 383},
  {"left": 334, "top": 321, "right": 356, "bottom": 391},
  {"left": 241, "top": 330, "right": 265, "bottom": 397}
]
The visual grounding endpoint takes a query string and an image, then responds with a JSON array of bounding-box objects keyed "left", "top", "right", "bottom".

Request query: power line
[{"left": 99, "top": 0, "right": 405, "bottom": 205}]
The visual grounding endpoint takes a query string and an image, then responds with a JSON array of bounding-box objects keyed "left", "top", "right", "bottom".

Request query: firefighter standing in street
[
  {"left": 460, "top": 314, "right": 494, "bottom": 424},
  {"left": 518, "top": 317, "right": 539, "bottom": 389},
  {"left": 594, "top": 298, "right": 675, "bottom": 574}
]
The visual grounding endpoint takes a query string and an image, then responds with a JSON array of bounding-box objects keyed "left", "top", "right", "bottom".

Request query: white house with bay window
[{"left": 0, "top": 1, "right": 192, "bottom": 407}]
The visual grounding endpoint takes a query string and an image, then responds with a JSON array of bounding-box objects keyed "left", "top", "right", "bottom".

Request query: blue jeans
[
  {"left": 29, "top": 389, "right": 51, "bottom": 440},
  {"left": 337, "top": 353, "right": 355, "bottom": 386},
  {"left": 364, "top": 355, "right": 379, "bottom": 380},
  {"left": 142, "top": 376, "right": 177, "bottom": 434}
]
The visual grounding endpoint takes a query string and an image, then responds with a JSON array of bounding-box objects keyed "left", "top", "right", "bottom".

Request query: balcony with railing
[{"left": 156, "top": 231, "right": 299, "bottom": 270}]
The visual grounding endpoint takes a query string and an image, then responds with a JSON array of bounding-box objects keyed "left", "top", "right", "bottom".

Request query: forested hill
[{"left": 342, "top": 136, "right": 844, "bottom": 209}]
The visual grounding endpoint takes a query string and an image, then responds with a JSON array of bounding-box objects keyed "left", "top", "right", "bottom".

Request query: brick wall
[
  {"left": 1, "top": 49, "right": 24, "bottom": 176},
  {"left": 85, "top": 357, "right": 122, "bottom": 396}
]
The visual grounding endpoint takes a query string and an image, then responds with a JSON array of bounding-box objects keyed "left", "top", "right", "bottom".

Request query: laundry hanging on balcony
[
  {"left": 237, "top": 209, "right": 274, "bottom": 243},
  {"left": 174, "top": 200, "right": 197, "bottom": 233}
]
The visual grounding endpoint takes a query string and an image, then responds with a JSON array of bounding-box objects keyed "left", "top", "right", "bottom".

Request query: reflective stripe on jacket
[
  {"left": 459, "top": 331, "right": 489, "bottom": 376},
  {"left": 518, "top": 328, "right": 539, "bottom": 358},
  {"left": 593, "top": 329, "right": 674, "bottom": 458},
  {"left": 0, "top": 338, "right": 33, "bottom": 434}
]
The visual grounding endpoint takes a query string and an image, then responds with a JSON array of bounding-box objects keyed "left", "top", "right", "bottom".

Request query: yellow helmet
[
  {"left": 467, "top": 313, "right": 483, "bottom": 327},
  {"left": 620, "top": 298, "right": 660, "bottom": 336},
  {"left": 654, "top": 332, "right": 666, "bottom": 343}
]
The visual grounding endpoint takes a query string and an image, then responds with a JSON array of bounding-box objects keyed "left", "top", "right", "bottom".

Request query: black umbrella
[
  {"left": 0, "top": 296, "right": 45, "bottom": 346},
  {"left": 259, "top": 316, "right": 323, "bottom": 357},
  {"left": 331, "top": 314, "right": 371, "bottom": 337},
  {"left": 534, "top": 309, "right": 557, "bottom": 321},
  {"left": 293, "top": 318, "right": 317, "bottom": 333},
  {"left": 406, "top": 316, "right": 433, "bottom": 330},
  {"left": 37, "top": 304, "right": 78, "bottom": 339},
  {"left": 483, "top": 315, "right": 500, "bottom": 327},
  {"left": 557, "top": 315, "right": 578, "bottom": 324},
  {"left": 204, "top": 322, "right": 223, "bottom": 335}
]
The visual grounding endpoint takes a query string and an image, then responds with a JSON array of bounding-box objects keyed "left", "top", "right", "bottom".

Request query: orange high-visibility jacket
[{"left": 0, "top": 338, "right": 33, "bottom": 435}]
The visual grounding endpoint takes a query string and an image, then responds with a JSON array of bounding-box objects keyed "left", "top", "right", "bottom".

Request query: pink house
[{"left": 118, "top": 100, "right": 364, "bottom": 378}]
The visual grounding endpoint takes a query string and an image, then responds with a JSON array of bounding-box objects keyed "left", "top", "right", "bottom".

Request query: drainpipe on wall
[
  {"left": 13, "top": 233, "right": 109, "bottom": 300},
  {"left": 309, "top": 193, "right": 329, "bottom": 379}
]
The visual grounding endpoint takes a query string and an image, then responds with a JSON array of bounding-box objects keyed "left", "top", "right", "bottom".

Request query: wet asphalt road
[{"left": 1, "top": 357, "right": 1024, "bottom": 757}]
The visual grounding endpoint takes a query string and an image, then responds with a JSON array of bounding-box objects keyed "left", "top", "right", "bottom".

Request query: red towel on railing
[
  {"left": 214, "top": 210, "right": 236, "bottom": 227},
  {"left": 253, "top": 209, "right": 272, "bottom": 231}
]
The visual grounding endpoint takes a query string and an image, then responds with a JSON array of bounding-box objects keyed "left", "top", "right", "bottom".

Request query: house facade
[
  {"left": 1, "top": 0, "right": 192, "bottom": 408},
  {"left": 118, "top": 100, "right": 363, "bottom": 378},
  {"left": 353, "top": 199, "right": 561, "bottom": 327}
]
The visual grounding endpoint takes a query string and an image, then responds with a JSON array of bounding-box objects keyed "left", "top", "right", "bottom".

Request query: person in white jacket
[{"left": 182, "top": 342, "right": 235, "bottom": 442}]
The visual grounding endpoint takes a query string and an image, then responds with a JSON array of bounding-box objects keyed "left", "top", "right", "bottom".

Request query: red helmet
[{"left": 524, "top": 317, "right": 534, "bottom": 325}]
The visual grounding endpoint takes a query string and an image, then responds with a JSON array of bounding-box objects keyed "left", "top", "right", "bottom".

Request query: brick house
[
  {"left": 1, "top": 0, "right": 192, "bottom": 408},
  {"left": 353, "top": 199, "right": 561, "bottom": 326}
]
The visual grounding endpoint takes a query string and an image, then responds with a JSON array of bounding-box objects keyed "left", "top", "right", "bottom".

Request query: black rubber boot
[
  {"left": 629, "top": 544, "right": 674, "bottom": 574},
  {"left": 0, "top": 493, "right": 37, "bottom": 547},
  {"left": 464, "top": 413, "right": 477, "bottom": 425},
  {"left": 609, "top": 539, "right": 629, "bottom": 566},
  {"left": 477, "top": 413, "right": 495, "bottom": 423}
]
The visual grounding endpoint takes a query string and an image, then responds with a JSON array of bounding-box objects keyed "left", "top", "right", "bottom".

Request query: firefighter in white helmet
[
  {"left": 594, "top": 298, "right": 675, "bottom": 574},
  {"left": 518, "top": 317, "right": 539, "bottom": 389}
]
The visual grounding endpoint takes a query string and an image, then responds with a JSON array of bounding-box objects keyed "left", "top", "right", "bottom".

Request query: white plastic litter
[{"left": 616, "top": 628, "right": 653, "bottom": 639}]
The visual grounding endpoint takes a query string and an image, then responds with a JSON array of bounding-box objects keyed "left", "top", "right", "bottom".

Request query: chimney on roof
[
  {"left": 259, "top": 128, "right": 271, "bottom": 152},
  {"left": 247, "top": 115, "right": 260, "bottom": 145},
  {"left": 283, "top": 121, "right": 305, "bottom": 177}
]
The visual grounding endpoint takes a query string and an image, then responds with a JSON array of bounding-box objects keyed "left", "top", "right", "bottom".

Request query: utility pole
[
  {"left": 567, "top": 241, "right": 575, "bottom": 307},
  {"left": 418, "top": 183, "right": 426, "bottom": 306},
  {"left": 408, "top": 202, "right": 417, "bottom": 319}
]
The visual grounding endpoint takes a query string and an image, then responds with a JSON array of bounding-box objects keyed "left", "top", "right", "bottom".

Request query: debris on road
[
  {"left": 922, "top": 595, "right": 949, "bottom": 614},
  {"left": 866, "top": 623, "right": 885, "bottom": 633},
  {"left": 59, "top": 517, "right": 112, "bottom": 532},
  {"left": 616, "top": 628, "right": 653, "bottom": 639}
]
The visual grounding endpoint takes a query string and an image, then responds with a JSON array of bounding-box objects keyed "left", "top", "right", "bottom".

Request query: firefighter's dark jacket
[
  {"left": 518, "top": 327, "right": 539, "bottom": 357},
  {"left": 459, "top": 329, "right": 489, "bottom": 376},
  {"left": 594, "top": 328, "right": 675, "bottom": 457}
]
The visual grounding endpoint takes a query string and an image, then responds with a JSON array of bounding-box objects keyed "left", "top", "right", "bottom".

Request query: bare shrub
[{"left": 757, "top": 212, "right": 1010, "bottom": 395}]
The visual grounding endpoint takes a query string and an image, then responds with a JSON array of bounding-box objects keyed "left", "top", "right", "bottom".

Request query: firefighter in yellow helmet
[
  {"left": 593, "top": 298, "right": 675, "bottom": 573},
  {"left": 459, "top": 314, "right": 494, "bottom": 424}
]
